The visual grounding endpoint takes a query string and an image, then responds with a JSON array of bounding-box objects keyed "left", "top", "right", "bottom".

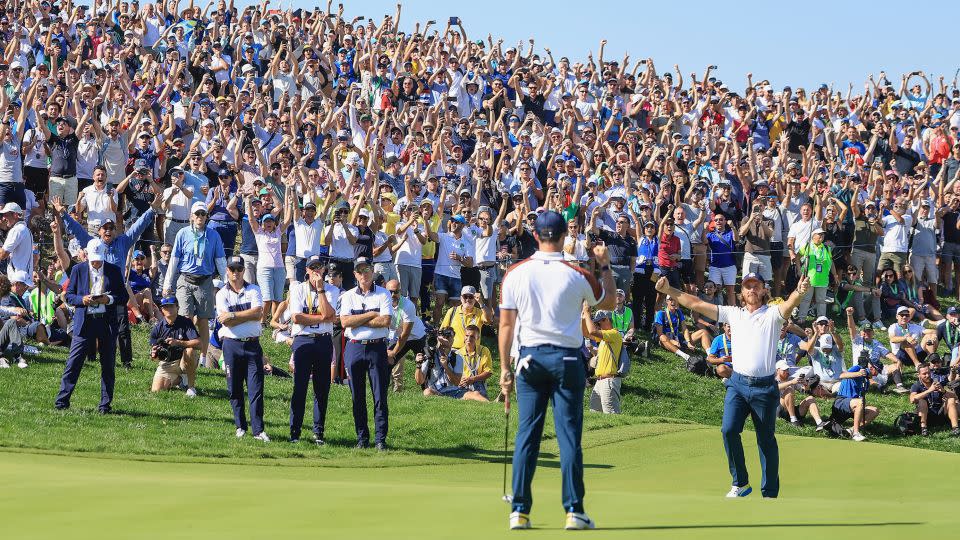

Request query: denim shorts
[
  {"left": 257, "top": 265, "right": 287, "bottom": 302},
  {"left": 433, "top": 273, "right": 462, "bottom": 299}
]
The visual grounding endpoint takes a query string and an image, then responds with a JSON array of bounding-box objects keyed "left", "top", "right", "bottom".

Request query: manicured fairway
[{"left": 4, "top": 421, "right": 955, "bottom": 539}]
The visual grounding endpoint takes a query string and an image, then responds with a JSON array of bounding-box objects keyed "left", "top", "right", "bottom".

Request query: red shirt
[{"left": 658, "top": 233, "right": 681, "bottom": 269}]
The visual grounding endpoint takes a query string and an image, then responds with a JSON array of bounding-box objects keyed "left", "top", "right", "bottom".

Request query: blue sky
[{"left": 279, "top": 0, "right": 959, "bottom": 93}]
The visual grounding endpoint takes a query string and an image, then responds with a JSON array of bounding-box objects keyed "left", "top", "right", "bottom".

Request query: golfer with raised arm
[
  {"left": 655, "top": 272, "right": 811, "bottom": 498},
  {"left": 499, "top": 211, "right": 617, "bottom": 530}
]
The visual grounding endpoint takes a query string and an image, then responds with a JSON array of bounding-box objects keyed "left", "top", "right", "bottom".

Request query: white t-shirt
[
  {"left": 394, "top": 224, "right": 423, "bottom": 267},
  {"left": 499, "top": 250, "right": 602, "bottom": 349},
  {"left": 22, "top": 129, "right": 48, "bottom": 168},
  {"left": 563, "top": 233, "right": 589, "bottom": 262},
  {"left": 0, "top": 141, "right": 22, "bottom": 183},
  {"left": 289, "top": 281, "right": 340, "bottom": 336},
  {"left": 881, "top": 214, "right": 913, "bottom": 253},
  {"left": 80, "top": 185, "right": 118, "bottom": 226},
  {"left": 254, "top": 228, "right": 284, "bottom": 268},
  {"left": 162, "top": 185, "right": 192, "bottom": 221},
  {"left": 716, "top": 303, "right": 786, "bottom": 377},
  {"left": 390, "top": 295, "right": 426, "bottom": 342},
  {"left": 435, "top": 231, "right": 475, "bottom": 279},
  {"left": 373, "top": 231, "right": 393, "bottom": 263},
  {"left": 77, "top": 136, "right": 99, "bottom": 179},
  {"left": 3, "top": 221, "right": 33, "bottom": 286},
  {"left": 294, "top": 218, "right": 324, "bottom": 259},
  {"left": 787, "top": 218, "right": 820, "bottom": 253},
  {"left": 214, "top": 283, "right": 263, "bottom": 339},
  {"left": 887, "top": 322, "right": 923, "bottom": 354},
  {"left": 327, "top": 223, "right": 358, "bottom": 259},
  {"left": 469, "top": 224, "right": 499, "bottom": 265}
]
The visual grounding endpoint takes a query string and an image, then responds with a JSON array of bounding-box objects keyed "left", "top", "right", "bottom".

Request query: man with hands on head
[{"left": 654, "top": 271, "right": 811, "bottom": 499}]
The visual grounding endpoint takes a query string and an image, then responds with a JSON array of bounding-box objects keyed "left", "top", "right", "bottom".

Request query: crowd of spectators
[{"left": 1, "top": 0, "right": 959, "bottom": 441}]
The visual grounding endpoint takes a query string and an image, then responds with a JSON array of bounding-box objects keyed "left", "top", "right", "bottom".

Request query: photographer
[
  {"left": 846, "top": 307, "right": 908, "bottom": 394},
  {"left": 149, "top": 296, "right": 201, "bottom": 395},
  {"left": 831, "top": 361, "right": 879, "bottom": 442},
  {"left": 739, "top": 198, "right": 774, "bottom": 285},
  {"left": 800, "top": 317, "right": 846, "bottom": 396},
  {"left": 910, "top": 361, "right": 960, "bottom": 437},
  {"left": 776, "top": 360, "right": 828, "bottom": 430},
  {"left": 452, "top": 324, "right": 493, "bottom": 402},
  {"left": 385, "top": 279, "right": 427, "bottom": 393},
  {"left": 415, "top": 326, "right": 483, "bottom": 400}
]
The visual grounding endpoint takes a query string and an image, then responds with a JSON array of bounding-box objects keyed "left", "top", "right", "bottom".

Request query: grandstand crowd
[{"left": 1, "top": 0, "right": 959, "bottom": 442}]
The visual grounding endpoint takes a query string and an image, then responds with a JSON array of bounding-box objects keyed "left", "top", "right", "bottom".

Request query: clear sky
[{"left": 276, "top": 0, "right": 959, "bottom": 93}]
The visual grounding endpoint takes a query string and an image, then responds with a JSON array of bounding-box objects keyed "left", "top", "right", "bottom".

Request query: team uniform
[
  {"left": 215, "top": 282, "right": 266, "bottom": 437},
  {"left": 288, "top": 279, "right": 340, "bottom": 442}
]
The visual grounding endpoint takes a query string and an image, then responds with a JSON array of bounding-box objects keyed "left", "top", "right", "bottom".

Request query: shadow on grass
[
  {"left": 599, "top": 521, "right": 924, "bottom": 531},
  {"left": 414, "top": 445, "right": 613, "bottom": 469}
]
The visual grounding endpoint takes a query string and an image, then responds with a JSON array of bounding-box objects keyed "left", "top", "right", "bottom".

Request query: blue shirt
[
  {"left": 837, "top": 365, "right": 867, "bottom": 399},
  {"left": 653, "top": 309, "right": 685, "bottom": 341},
  {"left": 171, "top": 225, "right": 225, "bottom": 276},
  {"left": 708, "top": 334, "right": 732, "bottom": 360},
  {"left": 636, "top": 236, "right": 659, "bottom": 272},
  {"left": 183, "top": 170, "right": 208, "bottom": 206},
  {"left": 64, "top": 209, "right": 156, "bottom": 274},
  {"left": 706, "top": 229, "right": 736, "bottom": 268}
]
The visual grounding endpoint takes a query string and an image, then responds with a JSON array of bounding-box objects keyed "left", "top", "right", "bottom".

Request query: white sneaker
[
  {"left": 725, "top": 485, "right": 753, "bottom": 498},
  {"left": 235, "top": 428, "right": 246, "bottom": 438},
  {"left": 16, "top": 357, "right": 27, "bottom": 369},
  {"left": 873, "top": 321, "right": 885, "bottom": 330},
  {"left": 253, "top": 432, "right": 271, "bottom": 442},
  {"left": 185, "top": 387, "right": 197, "bottom": 398},
  {"left": 852, "top": 432, "right": 867, "bottom": 442},
  {"left": 564, "top": 512, "right": 596, "bottom": 530},
  {"left": 509, "top": 511, "right": 531, "bottom": 530},
  {"left": 0, "top": 358, "right": 9, "bottom": 368}
]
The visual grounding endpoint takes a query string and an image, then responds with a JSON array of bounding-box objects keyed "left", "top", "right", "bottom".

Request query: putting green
[{"left": 4, "top": 422, "right": 956, "bottom": 539}]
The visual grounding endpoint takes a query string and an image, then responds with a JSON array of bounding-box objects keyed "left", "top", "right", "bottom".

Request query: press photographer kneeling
[
  {"left": 415, "top": 326, "right": 487, "bottom": 401},
  {"left": 910, "top": 358, "right": 960, "bottom": 437},
  {"left": 830, "top": 351, "right": 879, "bottom": 442},
  {"left": 149, "top": 296, "right": 201, "bottom": 396}
]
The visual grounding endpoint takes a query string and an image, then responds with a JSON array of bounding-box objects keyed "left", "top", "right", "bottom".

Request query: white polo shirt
[
  {"left": 3, "top": 221, "right": 33, "bottom": 287},
  {"left": 716, "top": 304, "right": 786, "bottom": 377},
  {"left": 390, "top": 295, "right": 427, "bottom": 343},
  {"left": 881, "top": 214, "right": 913, "bottom": 253},
  {"left": 435, "top": 231, "right": 475, "bottom": 279},
  {"left": 215, "top": 283, "right": 264, "bottom": 340},
  {"left": 294, "top": 217, "right": 325, "bottom": 259},
  {"left": 289, "top": 281, "right": 340, "bottom": 336},
  {"left": 499, "top": 250, "right": 603, "bottom": 349},
  {"left": 339, "top": 285, "right": 393, "bottom": 340},
  {"left": 327, "top": 222, "right": 358, "bottom": 259}
]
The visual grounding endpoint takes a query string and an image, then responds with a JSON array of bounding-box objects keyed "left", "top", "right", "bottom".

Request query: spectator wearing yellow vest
[
  {"left": 796, "top": 228, "right": 837, "bottom": 321},
  {"left": 584, "top": 309, "right": 623, "bottom": 414},
  {"left": 439, "top": 285, "right": 493, "bottom": 350}
]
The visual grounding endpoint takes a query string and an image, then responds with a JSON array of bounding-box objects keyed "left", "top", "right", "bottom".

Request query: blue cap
[
  {"left": 948, "top": 306, "right": 959, "bottom": 316},
  {"left": 450, "top": 214, "right": 467, "bottom": 225},
  {"left": 306, "top": 255, "right": 324, "bottom": 269},
  {"left": 159, "top": 296, "right": 177, "bottom": 306},
  {"left": 259, "top": 213, "right": 276, "bottom": 223},
  {"left": 132, "top": 250, "right": 145, "bottom": 259},
  {"left": 534, "top": 210, "right": 565, "bottom": 240},
  {"left": 742, "top": 272, "right": 765, "bottom": 286}
]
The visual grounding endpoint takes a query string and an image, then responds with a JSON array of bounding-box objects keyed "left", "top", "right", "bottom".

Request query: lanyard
[
  {"left": 906, "top": 284, "right": 918, "bottom": 302},
  {"left": 666, "top": 309, "right": 678, "bottom": 337},
  {"left": 722, "top": 334, "right": 730, "bottom": 357},
  {"left": 463, "top": 349, "right": 480, "bottom": 376},
  {"left": 946, "top": 323, "right": 957, "bottom": 347},
  {"left": 392, "top": 297, "right": 405, "bottom": 329},
  {"left": 890, "top": 283, "right": 899, "bottom": 296},
  {"left": 192, "top": 226, "right": 207, "bottom": 264}
]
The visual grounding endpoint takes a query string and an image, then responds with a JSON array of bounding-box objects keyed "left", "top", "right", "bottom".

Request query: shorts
[
  {"left": 397, "top": 264, "right": 422, "bottom": 298},
  {"left": 908, "top": 254, "right": 938, "bottom": 284},
  {"left": 374, "top": 261, "right": 398, "bottom": 283},
  {"left": 176, "top": 274, "right": 215, "bottom": 319},
  {"left": 477, "top": 264, "right": 499, "bottom": 300},
  {"left": 434, "top": 273, "right": 462, "bottom": 299},
  {"left": 611, "top": 265, "right": 633, "bottom": 292},
  {"left": 831, "top": 397, "right": 858, "bottom": 422},
  {"left": 242, "top": 253, "right": 259, "bottom": 284},
  {"left": 917, "top": 400, "right": 950, "bottom": 424},
  {"left": 49, "top": 175, "right": 79, "bottom": 206},
  {"left": 256, "top": 265, "right": 286, "bottom": 302},
  {"left": 876, "top": 251, "right": 906, "bottom": 273},
  {"left": 154, "top": 361, "right": 184, "bottom": 384},
  {"left": 708, "top": 265, "right": 737, "bottom": 286},
  {"left": 436, "top": 385, "right": 469, "bottom": 399},
  {"left": 942, "top": 242, "right": 960, "bottom": 265}
]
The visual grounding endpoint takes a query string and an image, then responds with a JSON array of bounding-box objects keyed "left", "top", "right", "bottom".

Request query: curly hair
[{"left": 0, "top": 275, "right": 11, "bottom": 298}]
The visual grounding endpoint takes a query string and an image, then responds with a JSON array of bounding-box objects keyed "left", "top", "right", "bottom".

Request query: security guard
[
  {"left": 215, "top": 256, "right": 268, "bottom": 442},
  {"left": 339, "top": 257, "right": 394, "bottom": 450},
  {"left": 288, "top": 255, "right": 339, "bottom": 444},
  {"left": 499, "top": 211, "right": 617, "bottom": 530}
]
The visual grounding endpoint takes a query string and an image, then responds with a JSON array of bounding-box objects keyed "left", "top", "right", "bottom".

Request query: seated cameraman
[
  {"left": 583, "top": 309, "right": 623, "bottom": 414},
  {"left": 452, "top": 324, "right": 492, "bottom": 402},
  {"left": 831, "top": 361, "right": 879, "bottom": 442},
  {"left": 775, "top": 360, "right": 828, "bottom": 430},
  {"left": 414, "top": 327, "right": 485, "bottom": 401},
  {"left": 799, "top": 317, "right": 845, "bottom": 396},
  {"left": 653, "top": 295, "right": 706, "bottom": 363},
  {"left": 910, "top": 359, "right": 960, "bottom": 437},
  {"left": 149, "top": 296, "right": 201, "bottom": 396},
  {"left": 706, "top": 322, "right": 733, "bottom": 379},
  {"left": 888, "top": 305, "right": 923, "bottom": 368},
  {"left": 846, "top": 306, "right": 907, "bottom": 394}
]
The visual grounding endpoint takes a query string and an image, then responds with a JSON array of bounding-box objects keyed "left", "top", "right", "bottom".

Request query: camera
[
  {"left": 857, "top": 350, "right": 871, "bottom": 370},
  {"left": 154, "top": 343, "right": 170, "bottom": 361}
]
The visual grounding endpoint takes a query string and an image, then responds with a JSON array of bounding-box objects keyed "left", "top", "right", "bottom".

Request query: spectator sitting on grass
[
  {"left": 706, "top": 322, "right": 733, "bottom": 379},
  {"left": 452, "top": 324, "right": 492, "bottom": 403},
  {"left": 909, "top": 360, "right": 960, "bottom": 437},
  {"left": 149, "top": 297, "right": 201, "bottom": 396},
  {"left": 0, "top": 274, "right": 28, "bottom": 369},
  {"left": 776, "top": 360, "right": 828, "bottom": 430},
  {"left": 830, "top": 362, "right": 879, "bottom": 442},
  {"left": 888, "top": 305, "right": 924, "bottom": 368},
  {"left": 583, "top": 309, "right": 623, "bottom": 414},
  {"left": 692, "top": 280, "right": 724, "bottom": 352},
  {"left": 415, "top": 327, "right": 485, "bottom": 401},
  {"left": 653, "top": 295, "right": 706, "bottom": 364},
  {"left": 921, "top": 306, "right": 960, "bottom": 364},
  {"left": 799, "top": 317, "right": 846, "bottom": 396},
  {"left": 845, "top": 306, "right": 908, "bottom": 394},
  {"left": 775, "top": 318, "right": 807, "bottom": 377}
]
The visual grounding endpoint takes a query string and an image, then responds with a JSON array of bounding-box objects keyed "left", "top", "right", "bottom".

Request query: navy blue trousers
[
  {"left": 511, "top": 345, "right": 586, "bottom": 515},
  {"left": 344, "top": 340, "right": 389, "bottom": 445},
  {"left": 209, "top": 220, "right": 238, "bottom": 257},
  {"left": 721, "top": 372, "right": 780, "bottom": 497},
  {"left": 223, "top": 338, "right": 265, "bottom": 435},
  {"left": 55, "top": 319, "right": 117, "bottom": 411},
  {"left": 289, "top": 334, "right": 334, "bottom": 440}
]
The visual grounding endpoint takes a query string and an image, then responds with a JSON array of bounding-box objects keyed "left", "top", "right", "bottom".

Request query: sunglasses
[
  {"left": 461, "top": 294, "right": 475, "bottom": 300},
  {"left": 388, "top": 289, "right": 400, "bottom": 296},
  {"left": 194, "top": 211, "right": 208, "bottom": 217}
]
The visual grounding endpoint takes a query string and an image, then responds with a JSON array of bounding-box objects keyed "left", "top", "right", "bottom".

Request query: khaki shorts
[{"left": 154, "top": 361, "right": 184, "bottom": 384}]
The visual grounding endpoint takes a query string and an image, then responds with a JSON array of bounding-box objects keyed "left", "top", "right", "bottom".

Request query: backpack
[
  {"left": 894, "top": 412, "right": 921, "bottom": 436},
  {"left": 685, "top": 354, "right": 710, "bottom": 376},
  {"left": 821, "top": 420, "right": 850, "bottom": 439}
]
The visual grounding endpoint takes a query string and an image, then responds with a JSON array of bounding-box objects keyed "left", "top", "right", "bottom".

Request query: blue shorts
[
  {"left": 433, "top": 274, "right": 462, "bottom": 299},
  {"left": 257, "top": 265, "right": 287, "bottom": 302},
  {"left": 832, "top": 397, "right": 858, "bottom": 421},
  {"left": 436, "top": 385, "right": 469, "bottom": 399}
]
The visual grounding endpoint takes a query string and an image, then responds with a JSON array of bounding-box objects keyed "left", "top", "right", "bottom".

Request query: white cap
[
  {"left": 897, "top": 305, "right": 911, "bottom": 315},
  {"left": 9, "top": 60, "right": 22, "bottom": 70},
  {"left": 0, "top": 202, "right": 23, "bottom": 214},
  {"left": 9, "top": 269, "right": 28, "bottom": 285},
  {"left": 86, "top": 238, "right": 106, "bottom": 262},
  {"left": 345, "top": 152, "right": 361, "bottom": 165},
  {"left": 812, "top": 227, "right": 825, "bottom": 235},
  {"left": 359, "top": 209, "right": 372, "bottom": 219},
  {"left": 241, "top": 64, "right": 255, "bottom": 73},
  {"left": 815, "top": 315, "right": 830, "bottom": 325},
  {"left": 775, "top": 360, "right": 790, "bottom": 371},
  {"left": 191, "top": 201, "right": 207, "bottom": 214},
  {"left": 818, "top": 334, "right": 834, "bottom": 350}
]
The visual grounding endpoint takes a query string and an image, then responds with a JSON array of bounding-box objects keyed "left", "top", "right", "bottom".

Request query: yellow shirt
[
  {"left": 594, "top": 328, "right": 623, "bottom": 377},
  {"left": 420, "top": 214, "right": 442, "bottom": 259},
  {"left": 383, "top": 211, "right": 400, "bottom": 235},
  {"left": 441, "top": 305, "right": 491, "bottom": 350},
  {"left": 458, "top": 345, "right": 493, "bottom": 379}
]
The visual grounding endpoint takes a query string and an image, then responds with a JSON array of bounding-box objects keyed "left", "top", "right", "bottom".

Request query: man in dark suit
[{"left": 55, "top": 239, "right": 130, "bottom": 413}]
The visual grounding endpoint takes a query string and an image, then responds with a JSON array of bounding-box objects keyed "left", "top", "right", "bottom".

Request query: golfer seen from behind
[
  {"left": 655, "top": 272, "right": 811, "bottom": 498},
  {"left": 499, "top": 211, "right": 616, "bottom": 530}
]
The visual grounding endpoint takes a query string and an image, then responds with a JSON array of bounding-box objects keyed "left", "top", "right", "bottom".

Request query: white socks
[{"left": 677, "top": 351, "right": 690, "bottom": 361}]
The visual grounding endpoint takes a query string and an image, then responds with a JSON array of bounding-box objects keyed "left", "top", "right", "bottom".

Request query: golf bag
[{"left": 894, "top": 412, "right": 921, "bottom": 436}]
